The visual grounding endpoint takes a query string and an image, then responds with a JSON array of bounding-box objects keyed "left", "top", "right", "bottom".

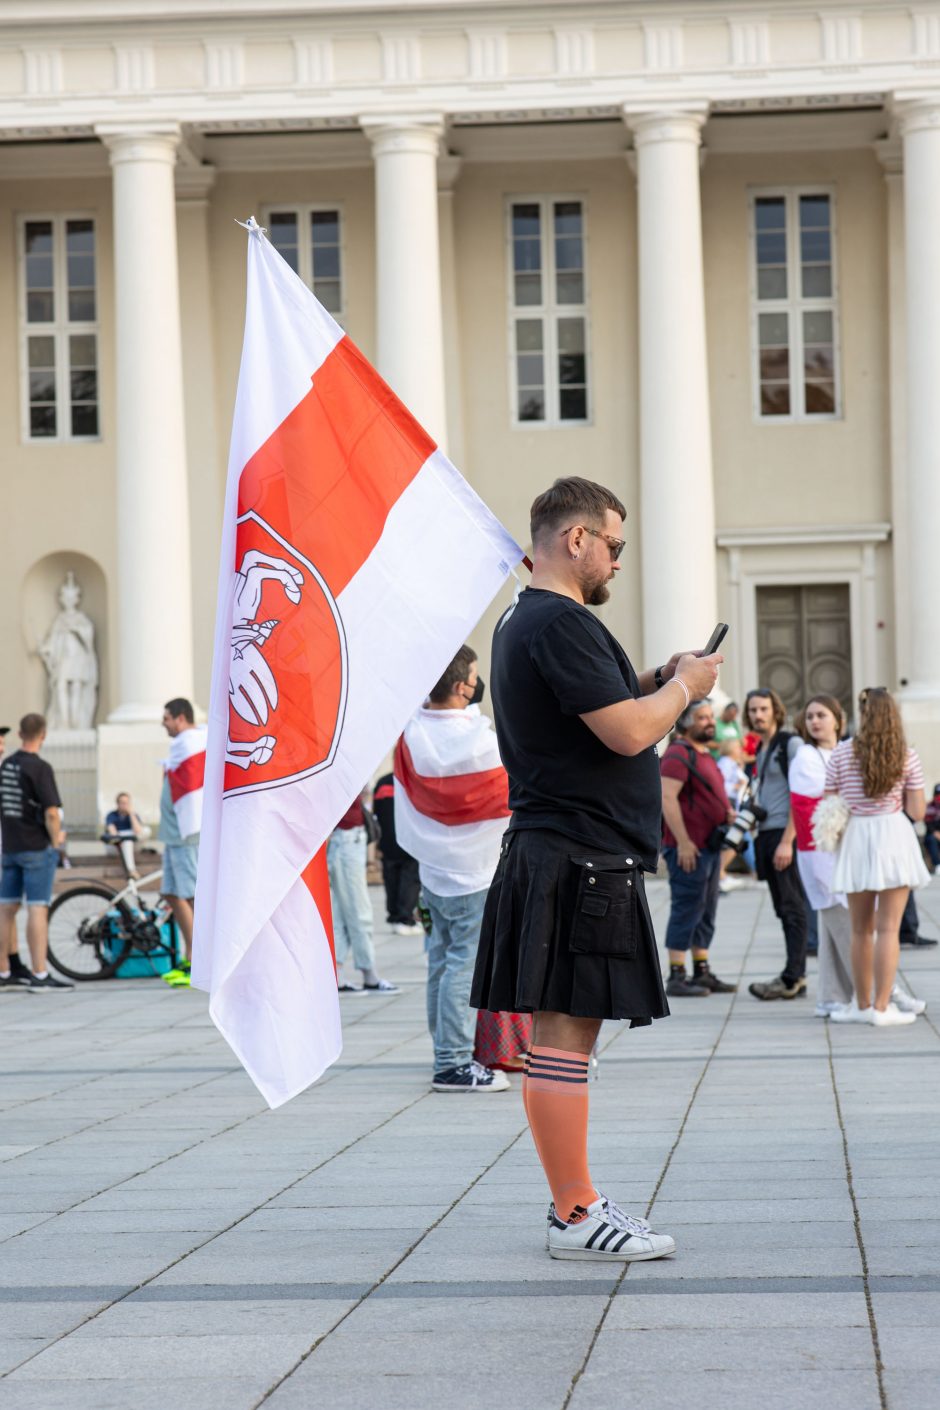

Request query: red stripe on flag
[
  {"left": 301, "top": 845, "right": 335, "bottom": 970},
  {"left": 394, "top": 737, "right": 510, "bottom": 826},
  {"left": 237, "top": 336, "right": 435, "bottom": 599},
  {"left": 167, "top": 751, "right": 206, "bottom": 803}
]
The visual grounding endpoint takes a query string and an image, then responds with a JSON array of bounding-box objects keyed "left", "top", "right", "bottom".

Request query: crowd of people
[{"left": 2, "top": 475, "right": 935, "bottom": 1267}]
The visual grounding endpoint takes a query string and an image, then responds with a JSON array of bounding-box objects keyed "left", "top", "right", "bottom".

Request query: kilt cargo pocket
[{"left": 568, "top": 856, "right": 638, "bottom": 959}]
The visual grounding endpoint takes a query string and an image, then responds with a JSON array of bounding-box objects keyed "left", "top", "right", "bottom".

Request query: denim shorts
[
  {"left": 162, "top": 842, "right": 199, "bottom": 899},
  {"left": 0, "top": 846, "right": 59, "bottom": 907}
]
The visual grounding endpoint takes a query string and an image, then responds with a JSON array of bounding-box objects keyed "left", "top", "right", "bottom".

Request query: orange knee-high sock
[{"left": 522, "top": 1046, "right": 598, "bottom": 1221}]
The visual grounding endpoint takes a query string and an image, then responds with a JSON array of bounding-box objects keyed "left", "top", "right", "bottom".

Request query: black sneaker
[
  {"left": 665, "top": 973, "right": 710, "bottom": 997},
  {"left": 900, "top": 934, "right": 939, "bottom": 948},
  {"left": 0, "top": 973, "right": 29, "bottom": 992},
  {"left": 26, "top": 973, "right": 75, "bottom": 993},
  {"left": 693, "top": 966, "right": 738, "bottom": 994},
  {"left": 432, "top": 1061, "right": 510, "bottom": 1092},
  {"left": 9, "top": 955, "right": 33, "bottom": 985}
]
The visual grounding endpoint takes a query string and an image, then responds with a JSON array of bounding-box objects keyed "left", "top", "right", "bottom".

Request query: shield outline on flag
[{"left": 223, "top": 509, "right": 349, "bottom": 800}]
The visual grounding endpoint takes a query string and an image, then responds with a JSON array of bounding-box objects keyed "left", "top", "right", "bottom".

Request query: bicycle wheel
[{"left": 47, "top": 884, "right": 133, "bottom": 981}]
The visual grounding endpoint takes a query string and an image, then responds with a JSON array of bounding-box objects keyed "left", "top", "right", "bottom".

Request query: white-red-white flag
[
  {"left": 192, "top": 218, "right": 523, "bottom": 1107},
  {"left": 164, "top": 726, "right": 207, "bottom": 839}
]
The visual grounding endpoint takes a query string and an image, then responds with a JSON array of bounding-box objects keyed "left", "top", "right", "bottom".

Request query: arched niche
[{"left": 20, "top": 552, "right": 110, "bottom": 726}]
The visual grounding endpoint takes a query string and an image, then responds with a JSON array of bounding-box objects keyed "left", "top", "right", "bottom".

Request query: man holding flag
[
  {"left": 193, "top": 219, "right": 522, "bottom": 1107},
  {"left": 471, "top": 477, "right": 721, "bottom": 1261},
  {"left": 394, "top": 643, "right": 511, "bottom": 1093}
]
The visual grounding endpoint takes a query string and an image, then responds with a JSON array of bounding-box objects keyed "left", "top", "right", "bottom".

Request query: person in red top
[{"left": 660, "top": 700, "right": 737, "bottom": 997}]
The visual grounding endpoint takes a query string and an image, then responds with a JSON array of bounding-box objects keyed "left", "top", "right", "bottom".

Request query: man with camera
[
  {"left": 661, "top": 700, "right": 738, "bottom": 997},
  {"left": 744, "top": 687, "right": 809, "bottom": 1000}
]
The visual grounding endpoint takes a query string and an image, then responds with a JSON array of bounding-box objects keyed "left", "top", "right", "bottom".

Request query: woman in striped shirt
[{"left": 824, "top": 688, "right": 929, "bottom": 1026}]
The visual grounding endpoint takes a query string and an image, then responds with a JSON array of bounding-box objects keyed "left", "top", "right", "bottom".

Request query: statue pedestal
[
  {"left": 42, "top": 730, "right": 99, "bottom": 838},
  {"left": 96, "top": 723, "right": 168, "bottom": 830}
]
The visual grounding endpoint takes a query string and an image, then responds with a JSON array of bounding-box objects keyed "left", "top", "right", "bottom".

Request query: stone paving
[{"left": 2, "top": 878, "right": 940, "bottom": 1410}]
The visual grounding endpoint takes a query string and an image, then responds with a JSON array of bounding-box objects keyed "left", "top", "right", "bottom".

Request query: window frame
[
  {"left": 261, "top": 201, "right": 346, "bottom": 323},
  {"left": 505, "top": 193, "right": 593, "bottom": 431},
  {"left": 17, "top": 210, "right": 101, "bottom": 446},
  {"left": 748, "top": 184, "right": 842, "bottom": 425}
]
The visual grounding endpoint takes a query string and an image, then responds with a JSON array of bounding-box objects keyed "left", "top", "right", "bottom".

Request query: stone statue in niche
[{"left": 38, "top": 571, "right": 99, "bottom": 731}]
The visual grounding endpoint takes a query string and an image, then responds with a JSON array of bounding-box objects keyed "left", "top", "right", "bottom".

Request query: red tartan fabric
[{"left": 474, "top": 1009, "right": 532, "bottom": 1072}]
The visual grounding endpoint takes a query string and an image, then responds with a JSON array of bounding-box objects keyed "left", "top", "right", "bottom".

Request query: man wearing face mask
[{"left": 394, "top": 645, "right": 512, "bottom": 1092}]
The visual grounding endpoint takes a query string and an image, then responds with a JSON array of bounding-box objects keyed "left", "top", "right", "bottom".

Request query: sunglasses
[{"left": 560, "top": 526, "right": 625, "bottom": 562}]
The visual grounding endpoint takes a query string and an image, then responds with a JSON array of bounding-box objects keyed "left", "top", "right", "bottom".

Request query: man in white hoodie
[{"left": 395, "top": 645, "right": 511, "bottom": 1092}]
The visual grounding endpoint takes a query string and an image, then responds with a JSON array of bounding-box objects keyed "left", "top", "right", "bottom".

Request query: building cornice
[
  {"left": 0, "top": 5, "right": 938, "bottom": 138},
  {"left": 716, "top": 523, "right": 892, "bottom": 548}
]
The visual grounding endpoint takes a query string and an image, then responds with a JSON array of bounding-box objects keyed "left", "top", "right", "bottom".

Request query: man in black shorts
[{"left": 471, "top": 477, "right": 720, "bottom": 1261}]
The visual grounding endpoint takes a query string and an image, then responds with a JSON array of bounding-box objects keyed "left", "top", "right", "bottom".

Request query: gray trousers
[{"left": 817, "top": 904, "right": 854, "bottom": 1006}]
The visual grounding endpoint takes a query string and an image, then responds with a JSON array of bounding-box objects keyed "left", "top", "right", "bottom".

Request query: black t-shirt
[
  {"left": 0, "top": 750, "right": 62, "bottom": 853},
  {"left": 491, "top": 588, "right": 662, "bottom": 868},
  {"left": 373, "top": 773, "right": 413, "bottom": 862}
]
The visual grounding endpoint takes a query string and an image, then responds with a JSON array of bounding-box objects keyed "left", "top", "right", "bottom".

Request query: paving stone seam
[
  {"left": 249, "top": 1120, "right": 530, "bottom": 1408},
  {"left": 825, "top": 1021, "right": 889, "bottom": 1410},
  {"left": 561, "top": 885, "right": 766, "bottom": 1410},
  {"left": 0, "top": 1082, "right": 433, "bottom": 1383}
]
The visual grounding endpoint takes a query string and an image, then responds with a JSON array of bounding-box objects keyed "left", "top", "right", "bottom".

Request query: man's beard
[{"left": 585, "top": 581, "right": 610, "bottom": 606}]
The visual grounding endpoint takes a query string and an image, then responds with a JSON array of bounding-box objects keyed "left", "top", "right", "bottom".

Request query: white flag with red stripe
[
  {"left": 394, "top": 707, "right": 510, "bottom": 892},
  {"left": 192, "top": 218, "right": 523, "bottom": 1107},
  {"left": 165, "top": 726, "right": 207, "bottom": 839}
]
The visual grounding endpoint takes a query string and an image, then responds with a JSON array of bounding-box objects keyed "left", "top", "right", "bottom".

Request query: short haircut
[
  {"left": 676, "top": 699, "right": 711, "bottom": 733},
  {"left": 745, "top": 687, "right": 787, "bottom": 731},
  {"left": 116, "top": 791, "right": 130, "bottom": 803},
  {"left": 429, "top": 646, "right": 477, "bottom": 705},
  {"left": 529, "top": 477, "right": 626, "bottom": 548},
  {"left": 164, "top": 697, "right": 194, "bottom": 723},
  {"left": 19, "top": 712, "right": 46, "bottom": 741}
]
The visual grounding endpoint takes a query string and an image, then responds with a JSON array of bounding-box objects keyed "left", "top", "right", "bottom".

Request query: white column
[
  {"left": 875, "top": 139, "right": 909, "bottom": 687},
  {"left": 96, "top": 123, "right": 193, "bottom": 721},
  {"left": 625, "top": 107, "right": 717, "bottom": 665},
  {"left": 897, "top": 100, "right": 940, "bottom": 697},
  {"left": 360, "top": 114, "right": 448, "bottom": 448},
  {"left": 176, "top": 165, "right": 222, "bottom": 710},
  {"left": 438, "top": 155, "right": 465, "bottom": 469}
]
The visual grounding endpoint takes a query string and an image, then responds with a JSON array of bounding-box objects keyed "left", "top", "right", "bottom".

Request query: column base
[
  {"left": 898, "top": 689, "right": 940, "bottom": 788},
  {"left": 96, "top": 723, "right": 169, "bottom": 829}
]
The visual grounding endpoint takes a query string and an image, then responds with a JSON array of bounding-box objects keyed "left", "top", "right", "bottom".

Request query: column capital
[
  {"left": 359, "top": 113, "right": 445, "bottom": 159},
  {"left": 95, "top": 122, "right": 181, "bottom": 166},
  {"left": 622, "top": 104, "right": 709, "bottom": 148},
  {"left": 437, "top": 154, "right": 462, "bottom": 194},
  {"left": 873, "top": 137, "right": 903, "bottom": 177},
  {"left": 893, "top": 95, "right": 940, "bottom": 138}
]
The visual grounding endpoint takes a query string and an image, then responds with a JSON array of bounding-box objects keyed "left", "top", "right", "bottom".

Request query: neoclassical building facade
[{"left": 3, "top": 0, "right": 940, "bottom": 819}]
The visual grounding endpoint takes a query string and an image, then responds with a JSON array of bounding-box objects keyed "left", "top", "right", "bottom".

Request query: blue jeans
[
  {"left": 663, "top": 846, "right": 721, "bottom": 953},
  {"left": 0, "top": 847, "right": 58, "bottom": 907},
  {"left": 424, "top": 887, "right": 487, "bottom": 1073},
  {"left": 326, "top": 827, "right": 376, "bottom": 973}
]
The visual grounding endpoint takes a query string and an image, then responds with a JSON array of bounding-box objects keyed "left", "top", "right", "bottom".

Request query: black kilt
[{"left": 470, "top": 828, "right": 669, "bottom": 1026}]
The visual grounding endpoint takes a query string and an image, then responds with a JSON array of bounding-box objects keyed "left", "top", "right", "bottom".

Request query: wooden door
[{"left": 756, "top": 584, "right": 852, "bottom": 720}]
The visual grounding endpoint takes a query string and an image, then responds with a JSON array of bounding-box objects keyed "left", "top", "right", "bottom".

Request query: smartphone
[{"left": 704, "top": 622, "right": 729, "bottom": 655}]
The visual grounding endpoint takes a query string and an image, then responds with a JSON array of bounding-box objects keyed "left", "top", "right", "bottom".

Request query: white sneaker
[
  {"left": 545, "top": 1193, "right": 650, "bottom": 1247},
  {"left": 719, "top": 877, "right": 743, "bottom": 894},
  {"left": 393, "top": 923, "right": 424, "bottom": 936},
  {"left": 815, "top": 1000, "right": 845, "bottom": 1018},
  {"left": 830, "top": 1001, "right": 874, "bottom": 1024},
  {"left": 547, "top": 1196, "right": 675, "bottom": 1262},
  {"left": 891, "top": 985, "right": 927, "bottom": 1016},
  {"left": 870, "top": 1002, "right": 917, "bottom": 1027}
]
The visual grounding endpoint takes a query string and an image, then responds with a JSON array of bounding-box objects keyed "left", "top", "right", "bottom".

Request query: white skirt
[{"left": 832, "top": 812, "right": 931, "bottom": 894}]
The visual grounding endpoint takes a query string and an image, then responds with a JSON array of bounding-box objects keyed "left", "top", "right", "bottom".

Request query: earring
[{"left": 573, "top": 553, "right": 580, "bottom": 560}]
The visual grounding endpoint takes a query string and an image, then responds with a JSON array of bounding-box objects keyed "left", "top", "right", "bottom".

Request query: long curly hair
[{"left": 852, "top": 688, "right": 907, "bottom": 798}]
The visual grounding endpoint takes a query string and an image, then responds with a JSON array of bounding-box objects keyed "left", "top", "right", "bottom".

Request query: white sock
[{"left": 34, "top": 970, "right": 48, "bottom": 980}]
